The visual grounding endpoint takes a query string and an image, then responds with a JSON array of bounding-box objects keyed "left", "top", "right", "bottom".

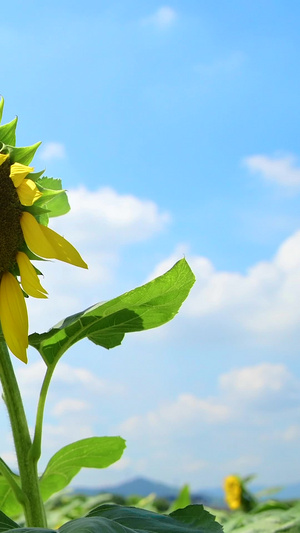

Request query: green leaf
[
  {"left": 59, "top": 516, "right": 135, "bottom": 532},
  {"left": 28, "top": 169, "right": 45, "bottom": 182},
  {"left": 84, "top": 503, "right": 219, "bottom": 532},
  {"left": 29, "top": 259, "right": 195, "bottom": 366},
  {"left": 7, "top": 142, "right": 41, "bottom": 165},
  {"left": 170, "top": 506, "right": 223, "bottom": 532},
  {"left": 252, "top": 501, "right": 290, "bottom": 513},
  {"left": 0, "top": 474, "right": 22, "bottom": 517},
  {"left": 25, "top": 205, "right": 50, "bottom": 218},
  {"left": 0, "top": 118, "right": 18, "bottom": 146},
  {"left": 37, "top": 177, "right": 63, "bottom": 190},
  {"left": 39, "top": 437, "right": 125, "bottom": 501},
  {"left": 0, "top": 509, "right": 19, "bottom": 531},
  {"left": 3, "top": 527, "right": 57, "bottom": 533},
  {"left": 168, "top": 484, "right": 192, "bottom": 513},
  {"left": 35, "top": 178, "right": 70, "bottom": 218}
]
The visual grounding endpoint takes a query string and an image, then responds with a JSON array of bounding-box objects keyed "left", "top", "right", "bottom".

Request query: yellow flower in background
[
  {"left": 0, "top": 153, "right": 87, "bottom": 363},
  {"left": 224, "top": 475, "right": 242, "bottom": 510}
]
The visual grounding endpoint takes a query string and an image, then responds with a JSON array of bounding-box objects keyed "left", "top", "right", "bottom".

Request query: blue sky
[{"left": 1, "top": 1, "right": 300, "bottom": 493}]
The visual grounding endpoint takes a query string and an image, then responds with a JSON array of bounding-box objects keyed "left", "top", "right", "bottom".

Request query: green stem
[
  {"left": 30, "top": 363, "right": 56, "bottom": 463},
  {"left": 0, "top": 334, "right": 47, "bottom": 528}
]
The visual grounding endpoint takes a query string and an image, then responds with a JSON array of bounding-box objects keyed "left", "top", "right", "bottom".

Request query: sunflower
[
  {"left": 0, "top": 152, "right": 87, "bottom": 364},
  {"left": 223, "top": 475, "right": 242, "bottom": 510}
]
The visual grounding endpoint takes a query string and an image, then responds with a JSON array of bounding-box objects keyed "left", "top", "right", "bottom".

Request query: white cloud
[
  {"left": 185, "top": 459, "right": 208, "bottom": 473},
  {"left": 16, "top": 360, "right": 46, "bottom": 397},
  {"left": 57, "top": 186, "right": 170, "bottom": 247},
  {"left": 119, "top": 363, "right": 299, "bottom": 445},
  {"left": 1, "top": 452, "right": 18, "bottom": 470},
  {"left": 220, "top": 363, "right": 293, "bottom": 399},
  {"left": 282, "top": 425, "right": 300, "bottom": 442},
  {"left": 220, "top": 363, "right": 300, "bottom": 412},
  {"left": 142, "top": 6, "right": 177, "bottom": 29},
  {"left": 52, "top": 398, "right": 90, "bottom": 416},
  {"left": 113, "top": 362, "right": 300, "bottom": 488},
  {"left": 244, "top": 153, "right": 300, "bottom": 187},
  {"left": 53, "top": 363, "right": 122, "bottom": 395},
  {"left": 149, "top": 230, "right": 300, "bottom": 344},
  {"left": 195, "top": 52, "right": 245, "bottom": 78},
  {"left": 110, "top": 456, "right": 131, "bottom": 471},
  {"left": 119, "top": 394, "right": 231, "bottom": 443},
  {"left": 16, "top": 360, "right": 119, "bottom": 396},
  {"left": 39, "top": 142, "right": 66, "bottom": 161},
  {"left": 42, "top": 422, "right": 94, "bottom": 453},
  {"left": 224, "top": 455, "right": 262, "bottom": 473}
]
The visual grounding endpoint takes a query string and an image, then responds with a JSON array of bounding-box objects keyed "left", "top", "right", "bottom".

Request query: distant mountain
[
  {"left": 75, "top": 476, "right": 215, "bottom": 505},
  {"left": 74, "top": 476, "right": 300, "bottom": 504},
  {"left": 76, "top": 477, "right": 179, "bottom": 498}
]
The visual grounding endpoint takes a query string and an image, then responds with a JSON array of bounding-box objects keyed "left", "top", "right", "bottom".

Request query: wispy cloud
[
  {"left": 195, "top": 52, "right": 245, "bottom": 78},
  {"left": 114, "top": 362, "right": 300, "bottom": 487},
  {"left": 60, "top": 186, "right": 171, "bottom": 247},
  {"left": 282, "top": 424, "right": 300, "bottom": 442},
  {"left": 142, "top": 6, "right": 177, "bottom": 29},
  {"left": 119, "top": 363, "right": 299, "bottom": 443},
  {"left": 39, "top": 142, "right": 66, "bottom": 161},
  {"left": 244, "top": 153, "right": 300, "bottom": 187},
  {"left": 220, "top": 363, "right": 299, "bottom": 411},
  {"left": 52, "top": 398, "right": 90, "bottom": 417}
]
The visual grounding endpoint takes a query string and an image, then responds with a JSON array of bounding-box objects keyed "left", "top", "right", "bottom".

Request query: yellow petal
[
  {"left": 10, "top": 162, "right": 34, "bottom": 188},
  {"left": 20, "top": 212, "right": 56, "bottom": 258},
  {"left": 20, "top": 212, "right": 88, "bottom": 269},
  {"left": 39, "top": 224, "right": 88, "bottom": 269},
  {"left": 16, "top": 252, "right": 48, "bottom": 299},
  {"left": 0, "top": 272, "right": 28, "bottom": 363},
  {"left": 0, "top": 153, "right": 9, "bottom": 166},
  {"left": 16, "top": 179, "right": 42, "bottom": 206}
]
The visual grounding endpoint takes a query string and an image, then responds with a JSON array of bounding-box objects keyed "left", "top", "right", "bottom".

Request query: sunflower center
[{"left": 0, "top": 158, "right": 23, "bottom": 274}]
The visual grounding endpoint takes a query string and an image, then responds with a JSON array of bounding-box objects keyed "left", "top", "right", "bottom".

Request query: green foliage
[
  {"left": 0, "top": 504, "right": 55, "bottom": 533},
  {"left": 4, "top": 487, "right": 300, "bottom": 533},
  {"left": 24, "top": 176, "right": 70, "bottom": 225},
  {"left": 0, "top": 438, "right": 125, "bottom": 518},
  {"left": 27, "top": 170, "right": 46, "bottom": 182},
  {"left": 39, "top": 437, "right": 126, "bottom": 501},
  {"left": 216, "top": 501, "right": 300, "bottom": 533},
  {"left": 3, "top": 527, "right": 57, "bottom": 533},
  {"left": 7, "top": 142, "right": 42, "bottom": 165},
  {"left": 35, "top": 177, "right": 70, "bottom": 219},
  {"left": 83, "top": 503, "right": 223, "bottom": 532},
  {"left": 0, "top": 118, "right": 18, "bottom": 146},
  {"left": 170, "top": 506, "right": 223, "bottom": 532},
  {"left": 0, "top": 473, "right": 22, "bottom": 517},
  {"left": 29, "top": 258, "right": 195, "bottom": 366},
  {"left": 43, "top": 491, "right": 126, "bottom": 528},
  {"left": 168, "top": 484, "right": 192, "bottom": 513},
  {"left": 0, "top": 509, "right": 19, "bottom": 531},
  {"left": 0, "top": 502, "right": 223, "bottom": 532}
]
